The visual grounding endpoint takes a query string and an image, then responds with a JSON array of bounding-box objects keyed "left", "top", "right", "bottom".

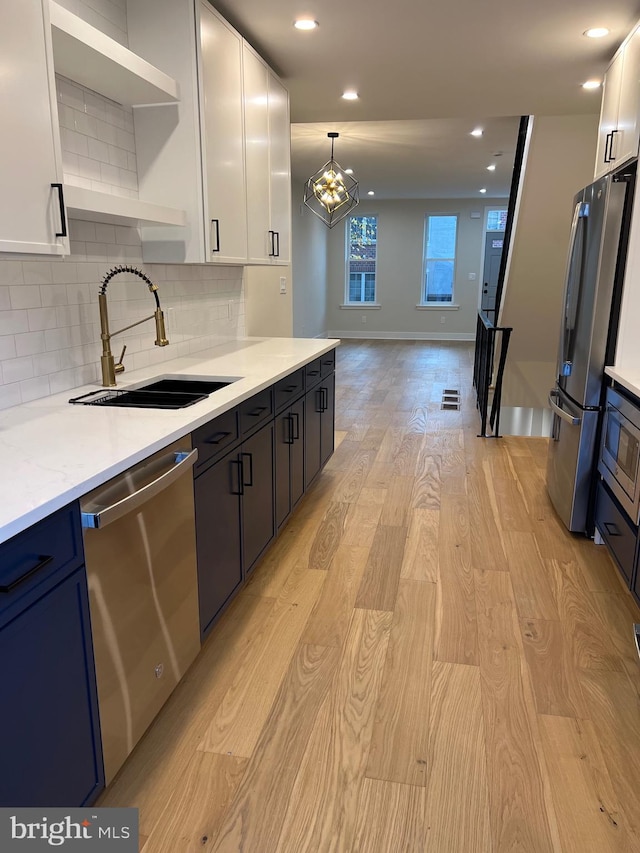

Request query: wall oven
[{"left": 598, "top": 385, "right": 640, "bottom": 523}]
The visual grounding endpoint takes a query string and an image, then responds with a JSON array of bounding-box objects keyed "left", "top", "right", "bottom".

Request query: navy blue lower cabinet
[
  {"left": 194, "top": 445, "right": 243, "bottom": 638},
  {"left": 0, "top": 565, "right": 104, "bottom": 806}
]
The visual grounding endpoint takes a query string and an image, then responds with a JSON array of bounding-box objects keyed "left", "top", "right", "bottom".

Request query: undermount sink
[{"left": 69, "top": 375, "right": 238, "bottom": 409}]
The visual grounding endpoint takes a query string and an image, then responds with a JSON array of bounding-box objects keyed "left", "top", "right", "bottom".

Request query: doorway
[{"left": 480, "top": 207, "right": 508, "bottom": 321}]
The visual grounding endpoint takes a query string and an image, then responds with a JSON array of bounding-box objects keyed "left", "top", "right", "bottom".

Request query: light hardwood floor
[{"left": 99, "top": 340, "right": 640, "bottom": 852}]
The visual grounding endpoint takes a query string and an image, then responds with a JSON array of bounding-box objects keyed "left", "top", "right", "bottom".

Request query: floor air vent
[{"left": 441, "top": 389, "right": 460, "bottom": 411}]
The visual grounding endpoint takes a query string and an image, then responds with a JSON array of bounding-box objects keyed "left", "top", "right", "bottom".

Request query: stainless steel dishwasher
[{"left": 80, "top": 437, "right": 201, "bottom": 785}]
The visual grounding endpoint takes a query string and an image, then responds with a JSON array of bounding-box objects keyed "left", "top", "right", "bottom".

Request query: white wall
[
  {"left": 325, "top": 198, "right": 505, "bottom": 340},
  {"left": 499, "top": 114, "right": 599, "bottom": 410},
  {"left": 291, "top": 199, "right": 328, "bottom": 338},
  {"left": 244, "top": 264, "right": 293, "bottom": 337}
]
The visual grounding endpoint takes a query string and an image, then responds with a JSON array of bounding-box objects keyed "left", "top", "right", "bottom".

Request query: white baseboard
[{"left": 327, "top": 330, "right": 475, "bottom": 341}]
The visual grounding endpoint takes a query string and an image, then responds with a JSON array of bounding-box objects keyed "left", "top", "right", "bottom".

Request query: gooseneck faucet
[{"left": 99, "top": 265, "right": 169, "bottom": 387}]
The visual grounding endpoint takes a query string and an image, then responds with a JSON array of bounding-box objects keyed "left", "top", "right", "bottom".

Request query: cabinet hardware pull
[
  {"left": 0, "top": 554, "right": 54, "bottom": 593},
  {"left": 51, "top": 183, "right": 68, "bottom": 238},
  {"left": 248, "top": 406, "right": 268, "bottom": 417},
  {"left": 211, "top": 219, "right": 220, "bottom": 253},
  {"left": 291, "top": 411, "right": 300, "bottom": 440},
  {"left": 321, "top": 386, "right": 328, "bottom": 412},
  {"left": 283, "top": 385, "right": 297, "bottom": 393},
  {"left": 268, "top": 230, "right": 276, "bottom": 257},
  {"left": 205, "top": 430, "right": 231, "bottom": 445},
  {"left": 315, "top": 388, "right": 323, "bottom": 413},
  {"left": 241, "top": 452, "right": 254, "bottom": 486},
  {"left": 274, "top": 231, "right": 280, "bottom": 257},
  {"left": 285, "top": 414, "right": 294, "bottom": 445},
  {"left": 230, "top": 459, "right": 244, "bottom": 495},
  {"left": 307, "top": 369, "right": 320, "bottom": 377},
  {"left": 604, "top": 521, "right": 621, "bottom": 536},
  {"left": 604, "top": 132, "right": 612, "bottom": 163},
  {"left": 609, "top": 129, "right": 618, "bottom": 161}
]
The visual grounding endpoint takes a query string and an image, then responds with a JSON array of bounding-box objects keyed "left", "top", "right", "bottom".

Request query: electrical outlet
[
  {"left": 468, "top": 272, "right": 476, "bottom": 280},
  {"left": 279, "top": 276, "right": 287, "bottom": 294},
  {"left": 361, "top": 315, "right": 367, "bottom": 324},
  {"left": 440, "top": 315, "right": 446, "bottom": 324}
]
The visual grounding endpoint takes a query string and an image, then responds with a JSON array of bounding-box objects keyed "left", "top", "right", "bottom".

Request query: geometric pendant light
[{"left": 303, "top": 132, "right": 360, "bottom": 228}]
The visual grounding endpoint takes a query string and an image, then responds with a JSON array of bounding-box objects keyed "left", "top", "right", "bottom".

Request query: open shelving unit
[{"left": 49, "top": 1, "right": 186, "bottom": 228}]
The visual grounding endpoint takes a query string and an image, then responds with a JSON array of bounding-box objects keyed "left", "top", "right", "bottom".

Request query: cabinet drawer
[
  {"left": 595, "top": 479, "right": 637, "bottom": 585},
  {"left": 192, "top": 408, "right": 239, "bottom": 472},
  {"left": 0, "top": 503, "right": 84, "bottom": 614},
  {"left": 305, "top": 358, "right": 322, "bottom": 388},
  {"left": 274, "top": 369, "right": 304, "bottom": 412},
  {"left": 239, "top": 387, "right": 274, "bottom": 436},
  {"left": 320, "top": 349, "right": 336, "bottom": 378}
]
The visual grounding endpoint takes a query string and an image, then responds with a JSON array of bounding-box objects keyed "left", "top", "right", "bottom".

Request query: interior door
[{"left": 481, "top": 230, "right": 504, "bottom": 319}]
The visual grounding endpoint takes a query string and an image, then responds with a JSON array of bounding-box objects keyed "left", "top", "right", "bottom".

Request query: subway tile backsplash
[{"left": 0, "top": 223, "right": 245, "bottom": 410}]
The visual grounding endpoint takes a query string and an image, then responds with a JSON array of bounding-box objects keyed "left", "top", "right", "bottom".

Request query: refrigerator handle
[
  {"left": 561, "top": 201, "right": 589, "bottom": 372},
  {"left": 548, "top": 389, "right": 582, "bottom": 426}
]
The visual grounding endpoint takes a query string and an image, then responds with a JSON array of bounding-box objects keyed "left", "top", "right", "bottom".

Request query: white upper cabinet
[
  {"left": 0, "top": 0, "right": 69, "bottom": 255},
  {"left": 595, "top": 25, "right": 640, "bottom": 178},
  {"left": 197, "top": 2, "right": 248, "bottom": 264},
  {"left": 243, "top": 45, "right": 291, "bottom": 265}
]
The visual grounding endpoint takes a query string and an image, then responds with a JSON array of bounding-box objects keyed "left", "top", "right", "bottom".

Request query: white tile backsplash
[{"left": 0, "top": 221, "right": 246, "bottom": 410}]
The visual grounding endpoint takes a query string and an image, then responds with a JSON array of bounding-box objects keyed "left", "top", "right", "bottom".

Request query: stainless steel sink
[{"left": 69, "top": 376, "right": 238, "bottom": 409}]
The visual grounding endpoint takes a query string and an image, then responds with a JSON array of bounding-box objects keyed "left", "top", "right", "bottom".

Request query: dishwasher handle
[{"left": 81, "top": 448, "right": 198, "bottom": 529}]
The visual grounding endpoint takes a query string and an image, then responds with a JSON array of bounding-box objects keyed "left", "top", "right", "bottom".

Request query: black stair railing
[{"left": 473, "top": 310, "right": 513, "bottom": 438}]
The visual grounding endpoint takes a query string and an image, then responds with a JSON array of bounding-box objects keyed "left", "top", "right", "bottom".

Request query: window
[
  {"left": 487, "top": 208, "right": 508, "bottom": 231},
  {"left": 346, "top": 215, "right": 377, "bottom": 303},
  {"left": 423, "top": 215, "right": 458, "bottom": 304}
]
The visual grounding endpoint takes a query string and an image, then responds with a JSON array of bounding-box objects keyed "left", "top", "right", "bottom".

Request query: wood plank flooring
[{"left": 99, "top": 340, "right": 640, "bottom": 853}]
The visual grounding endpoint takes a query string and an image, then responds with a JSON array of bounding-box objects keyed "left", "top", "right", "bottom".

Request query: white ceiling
[{"left": 211, "top": 0, "right": 640, "bottom": 199}]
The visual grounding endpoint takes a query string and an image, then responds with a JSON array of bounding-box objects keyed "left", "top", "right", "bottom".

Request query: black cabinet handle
[
  {"left": 51, "top": 183, "right": 67, "bottom": 238},
  {"left": 268, "top": 230, "right": 275, "bottom": 257},
  {"left": 241, "top": 452, "right": 254, "bottom": 487},
  {"left": 0, "top": 555, "right": 54, "bottom": 593},
  {"left": 609, "top": 129, "right": 618, "bottom": 161},
  {"left": 604, "top": 132, "right": 612, "bottom": 163},
  {"left": 283, "top": 385, "right": 298, "bottom": 393},
  {"left": 291, "top": 411, "right": 300, "bottom": 441},
  {"left": 274, "top": 231, "right": 280, "bottom": 257},
  {"left": 211, "top": 219, "right": 220, "bottom": 253},
  {"left": 319, "top": 386, "right": 328, "bottom": 412},
  {"left": 230, "top": 459, "right": 244, "bottom": 495},
  {"left": 284, "top": 414, "right": 294, "bottom": 445},
  {"left": 307, "top": 370, "right": 320, "bottom": 377},
  {"left": 604, "top": 521, "right": 621, "bottom": 536},
  {"left": 248, "top": 406, "right": 268, "bottom": 418},
  {"left": 315, "top": 388, "right": 323, "bottom": 413},
  {"left": 205, "top": 430, "right": 231, "bottom": 445}
]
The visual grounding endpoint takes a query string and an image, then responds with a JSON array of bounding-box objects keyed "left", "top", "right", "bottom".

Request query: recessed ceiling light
[
  {"left": 582, "top": 79, "right": 602, "bottom": 90},
  {"left": 471, "top": 128, "right": 483, "bottom": 137},
  {"left": 342, "top": 90, "right": 359, "bottom": 100},
  {"left": 487, "top": 164, "right": 496, "bottom": 171},
  {"left": 345, "top": 168, "right": 354, "bottom": 174},
  {"left": 367, "top": 190, "right": 375, "bottom": 196},
  {"left": 479, "top": 188, "right": 487, "bottom": 194},
  {"left": 294, "top": 19, "right": 318, "bottom": 30},
  {"left": 584, "top": 27, "right": 609, "bottom": 38}
]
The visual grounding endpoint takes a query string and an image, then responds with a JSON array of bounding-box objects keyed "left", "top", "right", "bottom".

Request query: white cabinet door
[
  {"left": 614, "top": 25, "right": 640, "bottom": 171},
  {"left": 0, "top": 0, "right": 69, "bottom": 255},
  {"left": 268, "top": 72, "right": 292, "bottom": 264},
  {"left": 243, "top": 45, "right": 271, "bottom": 263},
  {"left": 198, "top": 2, "right": 247, "bottom": 264},
  {"left": 595, "top": 50, "right": 623, "bottom": 179}
]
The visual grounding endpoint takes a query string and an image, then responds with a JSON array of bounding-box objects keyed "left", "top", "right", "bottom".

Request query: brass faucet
[{"left": 99, "top": 265, "right": 169, "bottom": 386}]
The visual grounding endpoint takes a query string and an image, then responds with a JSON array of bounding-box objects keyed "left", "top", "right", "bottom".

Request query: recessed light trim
[
  {"left": 367, "top": 190, "right": 375, "bottom": 196},
  {"left": 294, "top": 18, "right": 319, "bottom": 30},
  {"left": 471, "top": 128, "right": 483, "bottom": 137},
  {"left": 479, "top": 188, "right": 487, "bottom": 194},
  {"left": 582, "top": 79, "right": 602, "bottom": 90},
  {"left": 486, "top": 164, "right": 496, "bottom": 171},
  {"left": 342, "top": 90, "right": 359, "bottom": 100},
  {"left": 345, "top": 168, "right": 354, "bottom": 174},
  {"left": 584, "top": 27, "right": 610, "bottom": 38}
]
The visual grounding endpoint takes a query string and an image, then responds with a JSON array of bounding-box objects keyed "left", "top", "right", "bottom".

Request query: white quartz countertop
[
  {"left": 604, "top": 366, "right": 640, "bottom": 399},
  {"left": 0, "top": 337, "right": 339, "bottom": 545}
]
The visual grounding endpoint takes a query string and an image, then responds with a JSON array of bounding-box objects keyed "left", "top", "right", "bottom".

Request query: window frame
[
  {"left": 420, "top": 213, "right": 459, "bottom": 306},
  {"left": 344, "top": 214, "right": 379, "bottom": 306}
]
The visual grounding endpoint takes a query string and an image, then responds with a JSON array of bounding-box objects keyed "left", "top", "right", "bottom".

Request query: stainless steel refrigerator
[{"left": 547, "top": 167, "right": 635, "bottom": 533}]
